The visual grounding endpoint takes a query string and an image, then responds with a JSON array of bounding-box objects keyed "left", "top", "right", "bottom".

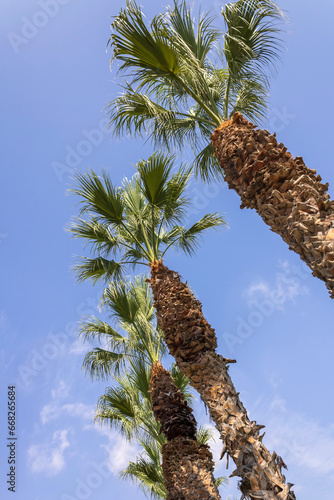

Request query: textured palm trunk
[
  {"left": 211, "top": 112, "right": 334, "bottom": 298},
  {"left": 149, "top": 262, "right": 295, "bottom": 500},
  {"left": 150, "top": 361, "right": 221, "bottom": 500}
]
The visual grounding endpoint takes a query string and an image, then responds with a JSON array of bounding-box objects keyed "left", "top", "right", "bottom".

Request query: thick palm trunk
[
  {"left": 211, "top": 112, "right": 334, "bottom": 298},
  {"left": 149, "top": 262, "right": 295, "bottom": 500},
  {"left": 150, "top": 361, "right": 221, "bottom": 500}
]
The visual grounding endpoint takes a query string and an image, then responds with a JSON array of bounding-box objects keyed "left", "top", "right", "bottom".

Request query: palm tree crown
[
  {"left": 69, "top": 152, "right": 225, "bottom": 283},
  {"left": 107, "top": 0, "right": 284, "bottom": 179}
]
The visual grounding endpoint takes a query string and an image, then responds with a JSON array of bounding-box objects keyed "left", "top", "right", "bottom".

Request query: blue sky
[{"left": 1, "top": 0, "right": 334, "bottom": 499}]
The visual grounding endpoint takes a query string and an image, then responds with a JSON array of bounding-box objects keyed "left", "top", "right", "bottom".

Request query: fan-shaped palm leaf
[
  {"left": 69, "top": 153, "right": 225, "bottom": 283},
  {"left": 107, "top": 0, "right": 284, "bottom": 180}
]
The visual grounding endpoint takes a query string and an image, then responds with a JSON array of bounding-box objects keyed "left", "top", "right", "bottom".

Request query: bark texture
[
  {"left": 211, "top": 112, "right": 334, "bottom": 298},
  {"left": 149, "top": 262, "right": 295, "bottom": 500},
  {"left": 150, "top": 362, "right": 220, "bottom": 500}
]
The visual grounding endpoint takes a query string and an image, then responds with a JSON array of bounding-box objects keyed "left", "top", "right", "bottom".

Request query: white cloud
[
  {"left": 69, "top": 338, "right": 89, "bottom": 355},
  {"left": 51, "top": 380, "right": 70, "bottom": 400},
  {"left": 28, "top": 430, "right": 70, "bottom": 476},
  {"left": 244, "top": 260, "right": 309, "bottom": 310},
  {"left": 101, "top": 434, "right": 140, "bottom": 474},
  {"left": 84, "top": 424, "right": 141, "bottom": 476},
  {"left": 40, "top": 402, "right": 94, "bottom": 424},
  {"left": 246, "top": 281, "right": 271, "bottom": 299},
  {"left": 251, "top": 393, "right": 334, "bottom": 477},
  {"left": 265, "top": 412, "right": 334, "bottom": 476}
]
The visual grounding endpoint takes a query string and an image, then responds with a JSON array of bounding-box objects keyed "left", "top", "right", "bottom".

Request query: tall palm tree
[
  {"left": 107, "top": 0, "right": 334, "bottom": 298},
  {"left": 80, "top": 277, "right": 223, "bottom": 499},
  {"left": 69, "top": 153, "right": 295, "bottom": 499}
]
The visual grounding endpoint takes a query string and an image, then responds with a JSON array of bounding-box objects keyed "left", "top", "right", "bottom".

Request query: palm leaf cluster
[
  {"left": 69, "top": 152, "right": 225, "bottom": 286},
  {"left": 107, "top": 0, "right": 284, "bottom": 180}
]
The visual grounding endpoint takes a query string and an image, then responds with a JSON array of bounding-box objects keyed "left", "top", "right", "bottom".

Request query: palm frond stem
[
  {"left": 172, "top": 73, "right": 221, "bottom": 126},
  {"left": 223, "top": 76, "right": 231, "bottom": 119}
]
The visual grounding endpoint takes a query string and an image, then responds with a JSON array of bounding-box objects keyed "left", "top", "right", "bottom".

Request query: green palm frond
[
  {"left": 136, "top": 153, "right": 174, "bottom": 207},
  {"left": 192, "top": 143, "right": 224, "bottom": 182},
  {"left": 120, "top": 453, "right": 167, "bottom": 500},
  {"left": 73, "top": 256, "right": 124, "bottom": 284},
  {"left": 121, "top": 174, "right": 149, "bottom": 220},
  {"left": 222, "top": 0, "right": 284, "bottom": 80},
  {"left": 96, "top": 385, "right": 137, "bottom": 436},
  {"left": 230, "top": 74, "right": 268, "bottom": 121},
  {"left": 108, "top": 0, "right": 180, "bottom": 81},
  {"left": 83, "top": 348, "right": 126, "bottom": 379},
  {"left": 70, "top": 170, "right": 124, "bottom": 225},
  {"left": 163, "top": 165, "right": 193, "bottom": 224},
  {"left": 215, "top": 476, "right": 229, "bottom": 489},
  {"left": 107, "top": 85, "right": 186, "bottom": 143},
  {"left": 103, "top": 281, "right": 141, "bottom": 324},
  {"left": 69, "top": 217, "right": 119, "bottom": 255},
  {"left": 166, "top": 0, "right": 221, "bottom": 65},
  {"left": 163, "top": 213, "right": 226, "bottom": 257},
  {"left": 128, "top": 359, "right": 151, "bottom": 399},
  {"left": 169, "top": 363, "right": 193, "bottom": 403},
  {"left": 78, "top": 317, "right": 126, "bottom": 344},
  {"left": 131, "top": 276, "right": 156, "bottom": 322},
  {"left": 96, "top": 375, "right": 162, "bottom": 442}
]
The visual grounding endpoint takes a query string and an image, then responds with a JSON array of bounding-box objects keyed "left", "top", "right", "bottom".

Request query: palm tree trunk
[
  {"left": 149, "top": 262, "right": 295, "bottom": 500},
  {"left": 150, "top": 361, "right": 221, "bottom": 500},
  {"left": 211, "top": 112, "right": 334, "bottom": 298}
]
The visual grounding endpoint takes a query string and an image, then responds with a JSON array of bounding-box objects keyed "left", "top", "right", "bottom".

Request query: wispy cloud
[
  {"left": 85, "top": 423, "right": 141, "bottom": 475},
  {"left": 266, "top": 411, "right": 334, "bottom": 476},
  {"left": 27, "top": 429, "right": 70, "bottom": 476},
  {"left": 101, "top": 435, "right": 140, "bottom": 475},
  {"left": 251, "top": 393, "right": 334, "bottom": 478},
  {"left": 40, "top": 380, "right": 95, "bottom": 423},
  {"left": 40, "top": 402, "right": 94, "bottom": 424},
  {"left": 51, "top": 380, "right": 70, "bottom": 400},
  {"left": 69, "top": 338, "right": 89, "bottom": 355},
  {"left": 244, "top": 260, "right": 309, "bottom": 310}
]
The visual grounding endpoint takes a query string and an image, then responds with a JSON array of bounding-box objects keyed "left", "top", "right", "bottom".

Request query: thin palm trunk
[
  {"left": 150, "top": 361, "right": 220, "bottom": 500},
  {"left": 211, "top": 112, "right": 334, "bottom": 298},
  {"left": 149, "top": 261, "right": 295, "bottom": 500}
]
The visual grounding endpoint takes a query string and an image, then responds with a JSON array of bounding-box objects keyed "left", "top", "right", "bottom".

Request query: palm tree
[
  {"left": 80, "top": 277, "right": 223, "bottom": 499},
  {"left": 97, "top": 361, "right": 222, "bottom": 499},
  {"left": 107, "top": 0, "right": 334, "bottom": 298},
  {"left": 69, "top": 153, "right": 295, "bottom": 499}
]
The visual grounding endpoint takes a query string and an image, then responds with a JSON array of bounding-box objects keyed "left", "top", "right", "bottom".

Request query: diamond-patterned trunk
[
  {"left": 150, "top": 362, "right": 220, "bottom": 500},
  {"left": 211, "top": 112, "right": 334, "bottom": 298},
  {"left": 149, "top": 262, "right": 296, "bottom": 500}
]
